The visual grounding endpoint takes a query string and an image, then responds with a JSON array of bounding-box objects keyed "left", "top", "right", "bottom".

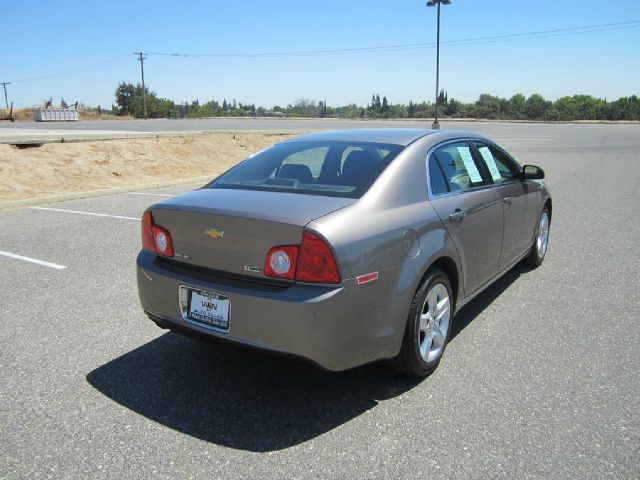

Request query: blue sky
[{"left": 2, "top": 0, "right": 639, "bottom": 108}]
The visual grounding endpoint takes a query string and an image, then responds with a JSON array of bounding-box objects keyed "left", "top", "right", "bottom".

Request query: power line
[
  {"left": 148, "top": 20, "right": 640, "bottom": 58},
  {"left": 7, "top": 54, "right": 131, "bottom": 84},
  {"left": 3, "top": 19, "right": 638, "bottom": 87}
]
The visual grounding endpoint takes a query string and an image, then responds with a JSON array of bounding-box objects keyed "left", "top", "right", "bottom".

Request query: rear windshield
[{"left": 208, "top": 140, "right": 404, "bottom": 198}]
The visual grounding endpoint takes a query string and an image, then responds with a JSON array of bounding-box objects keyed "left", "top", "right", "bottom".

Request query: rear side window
[
  {"left": 474, "top": 142, "right": 521, "bottom": 184},
  {"left": 428, "top": 156, "right": 449, "bottom": 195},
  {"left": 210, "top": 141, "right": 403, "bottom": 198},
  {"left": 431, "top": 142, "right": 486, "bottom": 194}
]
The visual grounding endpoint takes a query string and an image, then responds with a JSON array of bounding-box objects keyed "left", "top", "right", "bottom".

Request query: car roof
[{"left": 282, "top": 128, "right": 488, "bottom": 147}]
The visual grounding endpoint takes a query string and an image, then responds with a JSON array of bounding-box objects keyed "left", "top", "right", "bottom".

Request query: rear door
[
  {"left": 472, "top": 141, "right": 539, "bottom": 269},
  {"left": 428, "top": 141, "right": 504, "bottom": 295}
]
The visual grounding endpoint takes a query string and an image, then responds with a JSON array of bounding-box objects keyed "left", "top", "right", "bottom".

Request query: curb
[{"left": 0, "top": 175, "right": 215, "bottom": 211}]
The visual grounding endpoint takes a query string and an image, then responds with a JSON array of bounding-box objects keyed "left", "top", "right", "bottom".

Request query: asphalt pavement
[{"left": 1, "top": 123, "right": 638, "bottom": 479}]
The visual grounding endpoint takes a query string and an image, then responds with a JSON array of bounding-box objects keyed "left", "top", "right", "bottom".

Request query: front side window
[
  {"left": 210, "top": 141, "right": 403, "bottom": 198},
  {"left": 430, "top": 142, "right": 486, "bottom": 194},
  {"left": 474, "top": 142, "right": 521, "bottom": 184}
]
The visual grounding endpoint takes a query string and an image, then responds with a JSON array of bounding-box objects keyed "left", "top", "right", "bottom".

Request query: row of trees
[{"left": 113, "top": 82, "right": 640, "bottom": 121}]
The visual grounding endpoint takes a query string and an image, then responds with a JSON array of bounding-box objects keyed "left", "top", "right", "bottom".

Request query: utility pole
[
  {"left": 1, "top": 82, "right": 10, "bottom": 110},
  {"left": 133, "top": 52, "right": 148, "bottom": 119}
]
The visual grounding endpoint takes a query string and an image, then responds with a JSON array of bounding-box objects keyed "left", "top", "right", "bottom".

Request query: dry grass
[{"left": 0, "top": 132, "right": 296, "bottom": 201}]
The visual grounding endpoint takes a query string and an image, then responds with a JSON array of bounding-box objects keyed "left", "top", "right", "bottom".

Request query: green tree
[
  {"left": 444, "top": 98, "right": 460, "bottom": 117},
  {"left": 129, "top": 94, "right": 175, "bottom": 118},
  {"left": 509, "top": 93, "right": 526, "bottom": 118},
  {"left": 475, "top": 94, "right": 502, "bottom": 119},
  {"left": 525, "top": 94, "right": 551, "bottom": 120},
  {"left": 114, "top": 81, "right": 175, "bottom": 118},
  {"left": 115, "top": 82, "right": 145, "bottom": 116},
  {"left": 437, "top": 89, "right": 447, "bottom": 107}
]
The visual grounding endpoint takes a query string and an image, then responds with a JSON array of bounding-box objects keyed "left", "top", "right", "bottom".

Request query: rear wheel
[
  {"left": 524, "top": 206, "right": 550, "bottom": 268},
  {"left": 391, "top": 269, "right": 453, "bottom": 377}
]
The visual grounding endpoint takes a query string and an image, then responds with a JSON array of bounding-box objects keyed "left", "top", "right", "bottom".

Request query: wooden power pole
[
  {"left": 1, "top": 82, "right": 10, "bottom": 110},
  {"left": 133, "top": 52, "right": 148, "bottom": 119}
]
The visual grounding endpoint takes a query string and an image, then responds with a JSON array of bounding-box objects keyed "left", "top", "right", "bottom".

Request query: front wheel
[
  {"left": 524, "top": 206, "right": 550, "bottom": 268},
  {"left": 391, "top": 269, "right": 453, "bottom": 377}
]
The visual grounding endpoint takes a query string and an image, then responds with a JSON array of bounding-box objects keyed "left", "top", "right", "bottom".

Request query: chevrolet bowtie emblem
[{"left": 204, "top": 228, "right": 225, "bottom": 239}]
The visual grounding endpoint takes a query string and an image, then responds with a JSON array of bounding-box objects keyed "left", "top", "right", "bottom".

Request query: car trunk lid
[{"left": 149, "top": 188, "right": 354, "bottom": 280}]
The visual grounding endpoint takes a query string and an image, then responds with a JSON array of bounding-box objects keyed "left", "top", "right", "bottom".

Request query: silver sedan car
[{"left": 136, "top": 129, "right": 551, "bottom": 376}]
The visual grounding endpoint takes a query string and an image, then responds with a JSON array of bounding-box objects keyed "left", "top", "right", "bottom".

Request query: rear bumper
[{"left": 136, "top": 250, "right": 402, "bottom": 371}]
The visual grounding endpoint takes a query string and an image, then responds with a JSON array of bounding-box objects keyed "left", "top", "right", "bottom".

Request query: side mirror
[{"left": 521, "top": 165, "right": 545, "bottom": 180}]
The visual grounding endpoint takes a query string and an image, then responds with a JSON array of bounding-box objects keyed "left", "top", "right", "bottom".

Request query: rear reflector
[{"left": 356, "top": 272, "right": 379, "bottom": 285}]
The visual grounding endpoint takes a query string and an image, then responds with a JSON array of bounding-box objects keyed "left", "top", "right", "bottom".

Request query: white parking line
[
  {"left": 128, "top": 192, "right": 175, "bottom": 197},
  {"left": 0, "top": 250, "right": 67, "bottom": 270},
  {"left": 30, "top": 207, "right": 139, "bottom": 221}
]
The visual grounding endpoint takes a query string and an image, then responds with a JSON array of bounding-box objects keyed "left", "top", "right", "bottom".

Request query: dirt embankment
[{"left": 0, "top": 132, "right": 296, "bottom": 201}]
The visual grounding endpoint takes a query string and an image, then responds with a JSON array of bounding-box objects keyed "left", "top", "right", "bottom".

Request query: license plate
[{"left": 187, "top": 288, "right": 230, "bottom": 331}]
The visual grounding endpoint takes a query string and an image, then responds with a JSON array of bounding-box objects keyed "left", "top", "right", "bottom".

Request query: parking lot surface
[{"left": 1, "top": 123, "right": 639, "bottom": 479}]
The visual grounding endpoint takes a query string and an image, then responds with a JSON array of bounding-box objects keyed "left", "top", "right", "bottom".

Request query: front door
[{"left": 472, "top": 141, "right": 539, "bottom": 269}]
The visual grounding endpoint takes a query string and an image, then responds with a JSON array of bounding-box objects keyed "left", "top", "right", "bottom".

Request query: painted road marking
[
  {"left": 30, "top": 207, "right": 139, "bottom": 221},
  {"left": 128, "top": 192, "right": 175, "bottom": 197},
  {"left": 0, "top": 250, "right": 67, "bottom": 270}
]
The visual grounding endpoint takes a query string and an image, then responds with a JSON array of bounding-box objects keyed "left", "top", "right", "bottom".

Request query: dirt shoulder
[{"left": 0, "top": 132, "right": 296, "bottom": 201}]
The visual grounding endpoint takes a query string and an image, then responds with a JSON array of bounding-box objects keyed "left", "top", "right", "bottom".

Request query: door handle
[
  {"left": 449, "top": 209, "right": 466, "bottom": 222},
  {"left": 503, "top": 196, "right": 513, "bottom": 205}
]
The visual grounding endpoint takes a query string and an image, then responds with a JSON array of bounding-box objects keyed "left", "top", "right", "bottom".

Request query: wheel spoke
[
  {"left": 420, "top": 335, "right": 433, "bottom": 359},
  {"left": 435, "top": 296, "right": 450, "bottom": 321},
  {"left": 433, "top": 325, "right": 445, "bottom": 347},
  {"left": 419, "top": 312, "right": 431, "bottom": 332}
]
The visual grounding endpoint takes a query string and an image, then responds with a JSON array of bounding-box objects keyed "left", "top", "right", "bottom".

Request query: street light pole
[{"left": 426, "top": 0, "right": 451, "bottom": 130}]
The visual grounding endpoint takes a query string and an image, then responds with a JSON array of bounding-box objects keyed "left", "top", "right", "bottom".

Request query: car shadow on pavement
[
  {"left": 449, "top": 264, "right": 525, "bottom": 341},
  {"left": 87, "top": 264, "right": 527, "bottom": 452},
  {"left": 86, "top": 332, "right": 421, "bottom": 452}
]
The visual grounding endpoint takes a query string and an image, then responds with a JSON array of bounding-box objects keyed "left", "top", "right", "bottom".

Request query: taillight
[
  {"left": 141, "top": 211, "right": 155, "bottom": 252},
  {"left": 152, "top": 225, "right": 174, "bottom": 257},
  {"left": 296, "top": 231, "right": 341, "bottom": 284},
  {"left": 264, "top": 246, "right": 299, "bottom": 280},
  {"left": 141, "top": 210, "right": 174, "bottom": 257},
  {"left": 264, "top": 231, "right": 341, "bottom": 284}
]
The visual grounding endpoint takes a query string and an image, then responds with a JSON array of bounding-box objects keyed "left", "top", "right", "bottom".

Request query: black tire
[
  {"left": 391, "top": 268, "right": 453, "bottom": 377},
  {"left": 524, "top": 206, "right": 550, "bottom": 268}
]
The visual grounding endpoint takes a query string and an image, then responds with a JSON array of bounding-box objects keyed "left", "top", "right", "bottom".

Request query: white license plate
[{"left": 187, "top": 288, "right": 230, "bottom": 331}]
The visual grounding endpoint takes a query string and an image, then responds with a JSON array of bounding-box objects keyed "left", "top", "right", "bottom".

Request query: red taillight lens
[
  {"left": 141, "top": 210, "right": 174, "bottom": 257},
  {"left": 296, "top": 231, "right": 341, "bottom": 284},
  {"left": 142, "top": 211, "right": 155, "bottom": 253},
  {"left": 265, "top": 246, "right": 299, "bottom": 280}
]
